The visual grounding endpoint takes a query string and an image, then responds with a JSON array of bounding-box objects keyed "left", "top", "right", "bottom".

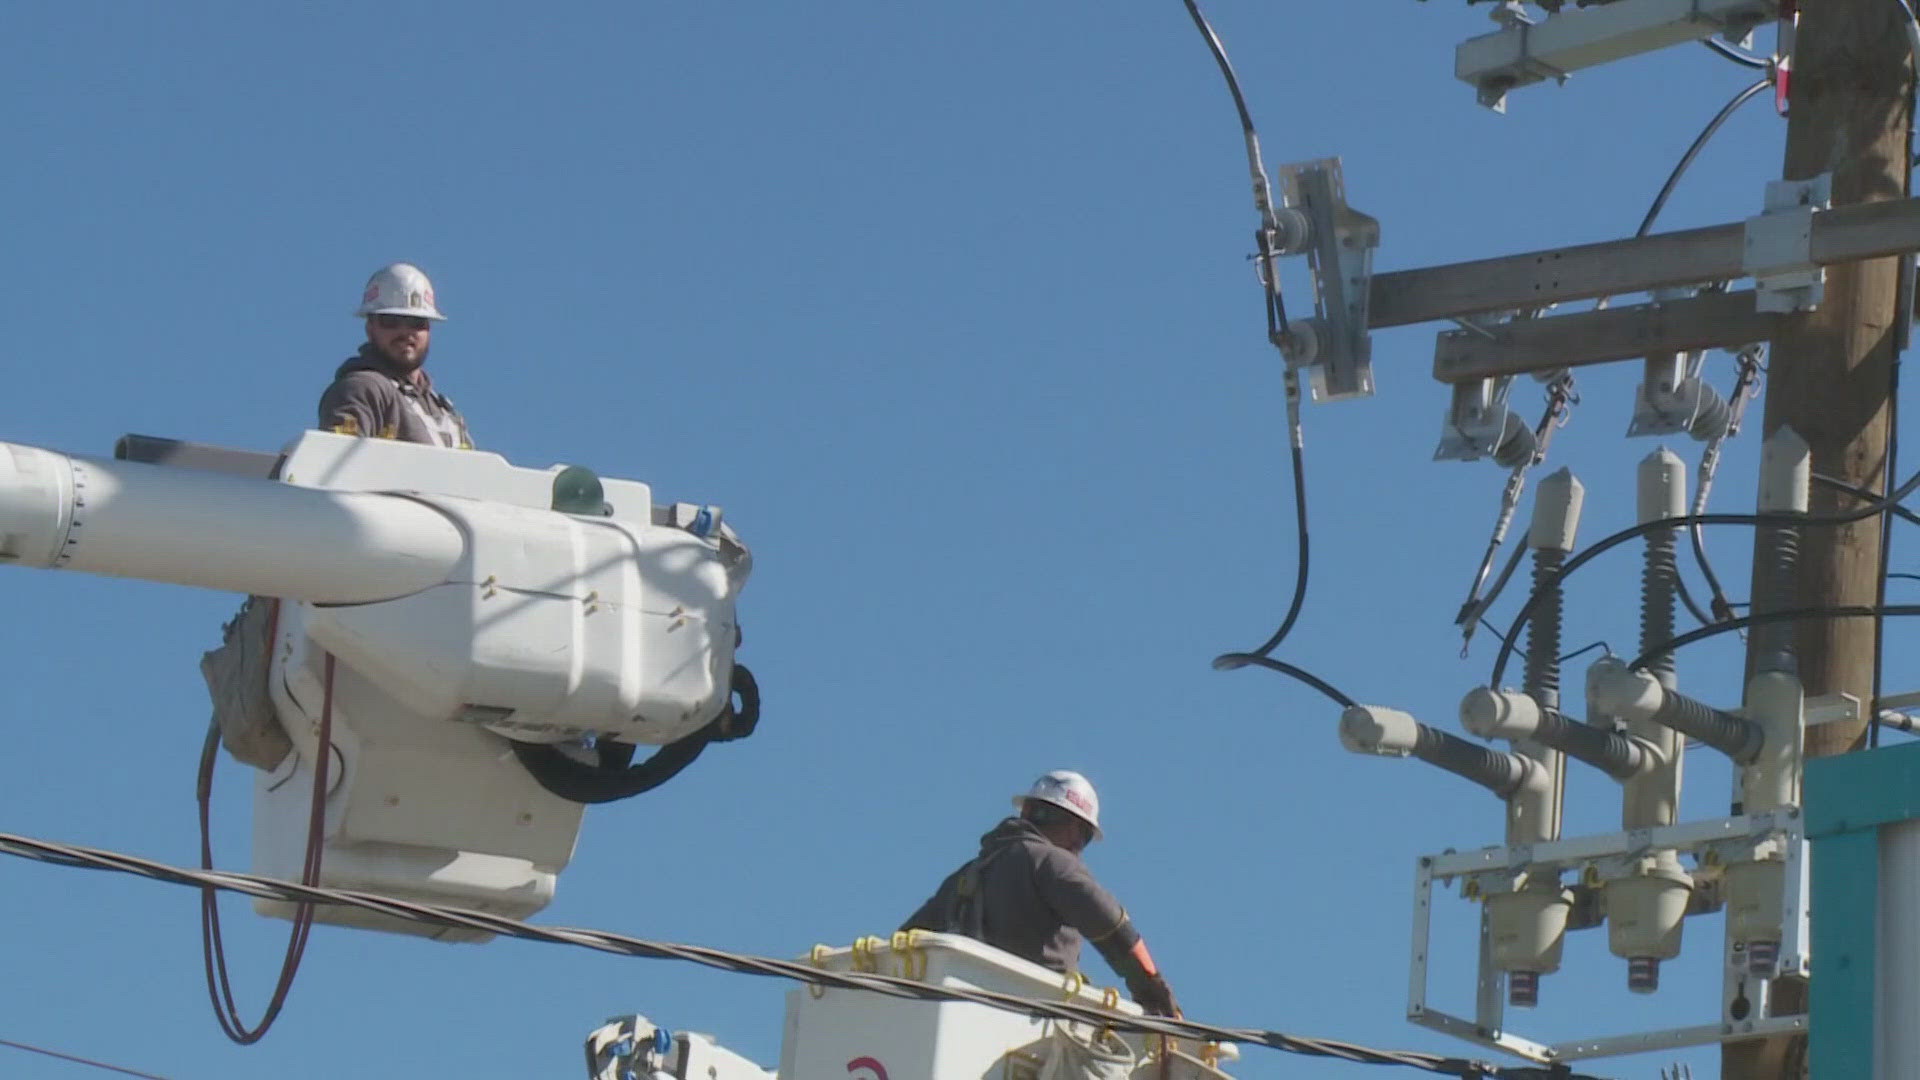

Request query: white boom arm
[
  {"left": 1, "top": 431, "right": 755, "bottom": 935},
  {"left": 0, "top": 441, "right": 463, "bottom": 602}
]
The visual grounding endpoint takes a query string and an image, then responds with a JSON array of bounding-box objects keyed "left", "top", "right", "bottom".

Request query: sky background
[{"left": 0, "top": 4, "right": 1905, "bottom": 1079}]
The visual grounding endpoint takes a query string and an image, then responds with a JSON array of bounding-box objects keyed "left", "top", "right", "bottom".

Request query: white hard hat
[
  {"left": 355, "top": 262, "right": 446, "bottom": 321},
  {"left": 1014, "top": 770, "right": 1103, "bottom": 840}
]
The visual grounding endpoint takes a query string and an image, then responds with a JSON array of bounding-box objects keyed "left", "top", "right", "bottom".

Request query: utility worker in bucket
[
  {"left": 319, "top": 262, "right": 474, "bottom": 449},
  {"left": 901, "top": 770, "right": 1181, "bottom": 1017}
]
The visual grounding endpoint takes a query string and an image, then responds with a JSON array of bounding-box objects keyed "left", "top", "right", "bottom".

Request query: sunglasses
[{"left": 373, "top": 314, "right": 431, "bottom": 331}]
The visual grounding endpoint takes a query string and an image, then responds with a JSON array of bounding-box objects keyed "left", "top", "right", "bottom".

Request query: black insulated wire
[
  {"left": 1224, "top": 440, "right": 1310, "bottom": 660},
  {"left": 1636, "top": 78, "right": 1772, "bottom": 239},
  {"left": 1674, "top": 571, "right": 1718, "bottom": 627},
  {"left": 0, "top": 831, "right": 1604, "bottom": 1080},
  {"left": 1212, "top": 652, "right": 1357, "bottom": 709},
  {"left": 1627, "top": 75, "right": 1771, "bottom": 625},
  {"left": 1702, "top": 38, "right": 1773, "bottom": 70},
  {"left": 1685, "top": 349, "right": 1766, "bottom": 624},
  {"left": 1179, "top": 0, "right": 1324, "bottom": 692},
  {"left": 1627, "top": 604, "right": 1920, "bottom": 671},
  {"left": 1816, "top": 474, "right": 1920, "bottom": 527},
  {"left": 0, "top": 1038, "right": 170, "bottom": 1080},
  {"left": 1488, "top": 463, "right": 1920, "bottom": 686}
]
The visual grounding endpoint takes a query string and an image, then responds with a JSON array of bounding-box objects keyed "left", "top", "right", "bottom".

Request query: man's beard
[{"left": 376, "top": 339, "right": 429, "bottom": 373}]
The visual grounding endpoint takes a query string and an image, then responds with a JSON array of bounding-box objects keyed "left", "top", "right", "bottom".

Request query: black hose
[{"left": 511, "top": 665, "right": 760, "bottom": 805}]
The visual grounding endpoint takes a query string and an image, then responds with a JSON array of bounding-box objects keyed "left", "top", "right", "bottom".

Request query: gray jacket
[
  {"left": 318, "top": 346, "right": 473, "bottom": 448},
  {"left": 901, "top": 816, "right": 1140, "bottom": 973}
]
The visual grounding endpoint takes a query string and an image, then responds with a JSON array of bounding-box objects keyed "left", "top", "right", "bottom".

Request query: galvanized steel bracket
[{"left": 1745, "top": 174, "right": 1830, "bottom": 314}]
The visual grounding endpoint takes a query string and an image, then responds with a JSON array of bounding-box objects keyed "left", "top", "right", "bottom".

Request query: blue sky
[{"left": 0, "top": 4, "right": 1896, "bottom": 1078}]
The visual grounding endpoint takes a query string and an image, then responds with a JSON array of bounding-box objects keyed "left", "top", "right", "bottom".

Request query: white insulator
[
  {"left": 1491, "top": 411, "right": 1538, "bottom": 469},
  {"left": 1638, "top": 447, "right": 1687, "bottom": 524},
  {"left": 1282, "top": 317, "right": 1324, "bottom": 366},
  {"left": 1741, "top": 668, "right": 1803, "bottom": 814},
  {"left": 1759, "top": 426, "right": 1812, "bottom": 514},
  {"left": 1271, "top": 206, "right": 1312, "bottom": 256},
  {"left": 1460, "top": 686, "right": 1542, "bottom": 741},
  {"left": 1589, "top": 658, "right": 1666, "bottom": 722},
  {"left": 1528, "top": 468, "right": 1584, "bottom": 552},
  {"left": 1339, "top": 705, "right": 1419, "bottom": 757}
]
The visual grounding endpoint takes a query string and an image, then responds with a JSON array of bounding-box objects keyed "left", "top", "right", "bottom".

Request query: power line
[
  {"left": 1489, "top": 464, "right": 1920, "bottom": 686},
  {"left": 1179, "top": 0, "right": 1319, "bottom": 672},
  {"left": 0, "top": 1036, "right": 171, "bottom": 1080},
  {"left": 1627, "top": 604, "right": 1920, "bottom": 671},
  {"left": 0, "top": 830, "right": 1605, "bottom": 1080}
]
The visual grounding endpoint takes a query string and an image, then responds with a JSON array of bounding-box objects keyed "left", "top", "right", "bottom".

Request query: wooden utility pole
[{"left": 1726, "top": 2, "right": 1913, "bottom": 1077}]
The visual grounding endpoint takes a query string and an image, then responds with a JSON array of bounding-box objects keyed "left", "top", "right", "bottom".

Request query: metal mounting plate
[
  {"left": 1277, "top": 158, "right": 1378, "bottom": 402},
  {"left": 1746, "top": 175, "right": 1831, "bottom": 314}
]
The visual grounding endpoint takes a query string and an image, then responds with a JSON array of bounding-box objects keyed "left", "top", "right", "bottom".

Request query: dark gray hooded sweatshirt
[
  {"left": 901, "top": 816, "right": 1139, "bottom": 973},
  {"left": 318, "top": 345, "right": 473, "bottom": 449}
]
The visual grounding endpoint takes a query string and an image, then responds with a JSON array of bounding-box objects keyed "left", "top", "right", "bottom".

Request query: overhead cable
[
  {"left": 1178, "top": 0, "right": 1335, "bottom": 697},
  {"left": 0, "top": 1037, "right": 171, "bottom": 1080},
  {"left": 1468, "top": 72, "right": 1771, "bottom": 644},
  {"left": 1488, "top": 464, "right": 1920, "bottom": 686},
  {"left": 0, "top": 830, "right": 1604, "bottom": 1080},
  {"left": 1627, "top": 604, "right": 1920, "bottom": 671},
  {"left": 1210, "top": 652, "right": 1357, "bottom": 708},
  {"left": 1682, "top": 347, "right": 1764, "bottom": 625},
  {"left": 1701, "top": 38, "right": 1771, "bottom": 70},
  {"left": 1636, "top": 78, "right": 1772, "bottom": 240}
]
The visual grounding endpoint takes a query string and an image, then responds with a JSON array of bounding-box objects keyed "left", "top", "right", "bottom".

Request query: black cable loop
[
  {"left": 510, "top": 664, "right": 760, "bottom": 805},
  {"left": 1210, "top": 652, "right": 1357, "bottom": 708}
]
